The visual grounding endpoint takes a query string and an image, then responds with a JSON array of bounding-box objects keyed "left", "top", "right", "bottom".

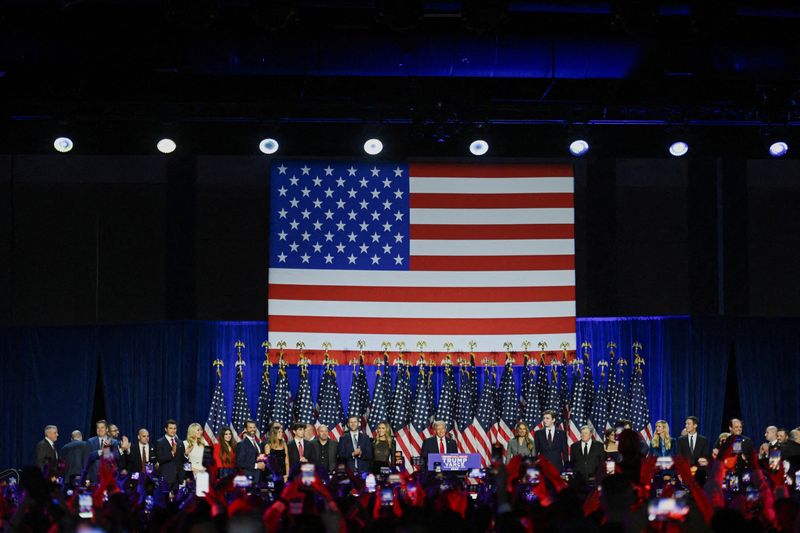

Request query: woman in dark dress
[
  {"left": 372, "top": 421, "right": 396, "bottom": 473},
  {"left": 264, "top": 425, "right": 290, "bottom": 482}
]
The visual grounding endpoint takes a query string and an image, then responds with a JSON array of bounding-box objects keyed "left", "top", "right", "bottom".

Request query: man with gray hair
[
  {"left": 35, "top": 425, "right": 59, "bottom": 470},
  {"left": 60, "top": 430, "right": 88, "bottom": 481},
  {"left": 420, "top": 420, "right": 458, "bottom": 468},
  {"left": 781, "top": 428, "right": 800, "bottom": 477}
]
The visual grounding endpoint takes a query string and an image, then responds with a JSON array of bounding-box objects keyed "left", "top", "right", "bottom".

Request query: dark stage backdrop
[{"left": 1, "top": 316, "right": 798, "bottom": 470}]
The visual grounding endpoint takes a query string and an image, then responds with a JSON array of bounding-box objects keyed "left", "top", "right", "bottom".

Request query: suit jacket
[
  {"left": 155, "top": 436, "right": 186, "bottom": 486},
  {"left": 420, "top": 436, "right": 459, "bottom": 468},
  {"left": 506, "top": 437, "right": 535, "bottom": 463},
  {"left": 534, "top": 428, "right": 569, "bottom": 472},
  {"left": 122, "top": 442, "right": 157, "bottom": 473},
  {"left": 336, "top": 431, "right": 373, "bottom": 472},
  {"left": 35, "top": 439, "right": 58, "bottom": 470},
  {"left": 570, "top": 440, "right": 604, "bottom": 482},
  {"left": 287, "top": 439, "right": 319, "bottom": 468},
  {"left": 312, "top": 439, "right": 338, "bottom": 472},
  {"left": 235, "top": 436, "right": 264, "bottom": 484},
  {"left": 60, "top": 440, "right": 88, "bottom": 481},
  {"left": 676, "top": 434, "right": 709, "bottom": 467},
  {"left": 84, "top": 436, "right": 120, "bottom": 482}
]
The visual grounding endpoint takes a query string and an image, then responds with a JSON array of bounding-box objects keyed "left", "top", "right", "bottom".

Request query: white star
[
  {"left": 348, "top": 254, "right": 357, "bottom": 264},
  {"left": 313, "top": 220, "right": 323, "bottom": 231},
  {"left": 336, "top": 177, "right": 346, "bottom": 187},
  {"left": 336, "top": 199, "right": 346, "bottom": 209},
  {"left": 394, "top": 254, "right": 404, "bottom": 265},
  {"left": 324, "top": 187, "right": 334, "bottom": 198},
  {"left": 382, "top": 177, "right": 392, "bottom": 188},
  {"left": 277, "top": 186, "right": 288, "bottom": 196},
  {"left": 394, "top": 166, "right": 403, "bottom": 177},
  {"left": 277, "top": 252, "right": 287, "bottom": 262},
  {"left": 324, "top": 254, "right": 333, "bottom": 264},
  {"left": 394, "top": 211, "right": 404, "bottom": 221},
  {"left": 383, "top": 243, "right": 392, "bottom": 254},
  {"left": 359, "top": 177, "right": 369, "bottom": 188},
  {"left": 312, "top": 176, "right": 322, "bottom": 187},
  {"left": 289, "top": 242, "right": 299, "bottom": 252},
  {"left": 277, "top": 208, "right": 287, "bottom": 218},
  {"left": 382, "top": 200, "right": 392, "bottom": 210},
  {"left": 289, "top": 198, "right": 299, "bottom": 208},
  {"left": 371, "top": 188, "right": 380, "bottom": 199},
  {"left": 382, "top": 222, "right": 392, "bottom": 232},
  {"left": 289, "top": 176, "right": 299, "bottom": 186},
  {"left": 278, "top": 230, "right": 287, "bottom": 240},
  {"left": 347, "top": 166, "right": 357, "bottom": 176},
  {"left": 371, "top": 232, "right": 381, "bottom": 243},
  {"left": 371, "top": 211, "right": 381, "bottom": 221},
  {"left": 312, "top": 198, "right": 322, "bottom": 209},
  {"left": 347, "top": 210, "right": 357, "bottom": 220},
  {"left": 277, "top": 164, "right": 287, "bottom": 175},
  {"left": 394, "top": 189, "right": 404, "bottom": 199},
  {"left": 347, "top": 232, "right": 357, "bottom": 242},
  {"left": 324, "top": 209, "right": 334, "bottom": 220},
  {"left": 336, "top": 221, "right": 346, "bottom": 231},
  {"left": 289, "top": 220, "right": 299, "bottom": 230},
  {"left": 371, "top": 254, "right": 380, "bottom": 264},
  {"left": 312, "top": 242, "right": 322, "bottom": 253},
  {"left": 359, "top": 199, "right": 369, "bottom": 210},
  {"left": 301, "top": 209, "right": 310, "bottom": 219},
  {"left": 371, "top": 166, "right": 380, "bottom": 177},
  {"left": 324, "top": 165, "right": 334, "bottom": 176},
  {"left": 336, "top": 243, "right": 346, "bottom": 253},
  {"left": 359, "top": 221, "right": 369, "bottom": 232},
  {"left": 301, "top": 253, "right": 310, "bottom": 263},
  {"left": 359, "top": 244, "right": 370, "bottom": 254},
  {"left": 301, "top": 231, "right": 311, "bottom": 241},
  {"left": 394, "top": 233, "right": 404, "bottom": 243},
  {"left": 301, "top": 187, "right": 310, "bottom": 197},
  {"left": 324, "top": 231, "right": 334, "bottom": 242},
  {"left": 348, "top": 188, "right": 357, "bottom": 199},
  {"left": 301, "top": 165, "right": 311, "bottom": 175}
]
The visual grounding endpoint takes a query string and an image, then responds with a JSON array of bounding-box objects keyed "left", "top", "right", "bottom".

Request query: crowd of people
[{"left": 3, "top": 413, "right": 800, "bottom": 532}]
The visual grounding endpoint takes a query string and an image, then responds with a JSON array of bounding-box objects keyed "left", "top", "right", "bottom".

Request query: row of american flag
[{"left": 204, "top": 342, "right": 653, "bottom": 470}]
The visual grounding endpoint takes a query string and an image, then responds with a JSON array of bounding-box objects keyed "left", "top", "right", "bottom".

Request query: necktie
[
  {"left": 252, "top": 438, "right": 259, "bottom": 453},
  {"left": 298, "top": 440, "right": 304, "bottom": 458},
  {"left": 548, "top": 430, "right": 553, "bottom": 445},
  {"left": 352, "top": 434, "right": 358, "bottom": 468},
  {"left": 583, "top": 442, "right": 588, "bottom": 456},
  {"left": 170, "top": 438, "right": 176, "bottom": 453},
  {"left": 51, "top": 442, "right": 57, "bottom": 459},
  {"left": 690, "top": 435, "right": 694, "bottom": 454},
  {"left": 141, "top": 445, "right": 147, "bottom": 470},
  {"left": 439, "top": 438, "right": 445, "bottom": 454}
]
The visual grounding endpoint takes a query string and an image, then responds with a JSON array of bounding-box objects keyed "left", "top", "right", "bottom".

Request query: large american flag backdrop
[{"left": 268, "top": 161, "right": 576, "bottom": 356}]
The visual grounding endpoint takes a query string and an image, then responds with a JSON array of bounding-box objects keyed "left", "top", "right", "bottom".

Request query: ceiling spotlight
[
  {"left": 53, "top": 137, "right": 74, "bottom": 153},
  {"left": 469, "top": 139, "right": 489, "bottom": 156},
  {"left": 569, "top": 139, "right": 590, "bottom": 156},
  {"left": 668, "top": 141, "right": 689, "bottom": 157},
  {"left": 363, "top": 138, "right": 384, "bottom": 155},
  {"left": 157, "top": 138, "right": 177, "bottom": 154},
  {"left": 768, "top": 141, "right": 788, "bottom": 158},
  {"left": 259, "top": 138, "right": 280, "bottom": 155}
]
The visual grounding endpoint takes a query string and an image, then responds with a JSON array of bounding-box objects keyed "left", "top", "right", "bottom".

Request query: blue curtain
[{"left": 2, "top": 316, "right": 798, "bottom": 470}]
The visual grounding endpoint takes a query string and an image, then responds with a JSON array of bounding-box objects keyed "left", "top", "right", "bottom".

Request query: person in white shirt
[{"left": 184, "top": 422, "right": 207, "bottom": 474}]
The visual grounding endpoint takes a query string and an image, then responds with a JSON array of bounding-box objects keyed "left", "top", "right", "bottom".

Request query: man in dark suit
[
  {"left": 122, "top": 428, "right": 156, "bottom": 474},
  {"left": 84, "top": 419, "right": 120, "bottom": 483},
  {"left": 713, "top": 418, "right": 755, "bottom": 468},
  {"left": 676, "top": 416, "right": 709, "bottom": 468},
  {"left": 312, "top": 424, "right": 338, "bottom": 473},
  {"left": 337, "top": 416, "right": 373, "bottom": 472},
  {"left": 60, "top": 430, "right": 88, "bottom": 482},
  {"left": 35, "top": 425, "right": 59, "bottom": 471},
  {"left": 287, "top": 422, "right": 318, "bottom": 470},
  {"left": 235, "top": 419, "right": 266, "bottom": 484},
  {"left": 534, "top": 410, "right": 569, "bottom": 472},
  {"left": 570, "top": 425, "right": 604, "bottom": 486},
  {"left": 155, "top": 419, "right": 186, "bottom": 489},
  {"left": 420, "top": 420, "right": 458, "bottom": 468}
]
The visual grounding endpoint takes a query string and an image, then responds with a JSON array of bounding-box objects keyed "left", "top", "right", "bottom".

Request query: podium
[{"left": 426, "top": 453, "right": 482, "bottom": 472}]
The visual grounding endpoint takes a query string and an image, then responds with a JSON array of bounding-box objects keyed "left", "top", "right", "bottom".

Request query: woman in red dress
[{"left": 212, "top": 426, "right": 236, "bottom": 480}]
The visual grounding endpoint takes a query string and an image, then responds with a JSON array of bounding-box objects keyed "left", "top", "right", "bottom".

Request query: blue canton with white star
[{"left": 270, "top": 162, "right": 410, "bottom": 270}]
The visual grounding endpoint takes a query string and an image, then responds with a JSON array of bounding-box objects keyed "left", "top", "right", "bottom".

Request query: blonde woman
[
  {"left": 264, "top": 425, "right": 290, "bottom": 482},
  {"left": 184, "top": 422, "right": 207, "bottom": 473},
  {"left": 372, "top": 421, "right": 396, "bottom": 472},
  {"left": 649, "top": 420, "right": 676, "bottom": 457},
  {"left": 506, "top": 421, "right": 536, "bottom": 463}
]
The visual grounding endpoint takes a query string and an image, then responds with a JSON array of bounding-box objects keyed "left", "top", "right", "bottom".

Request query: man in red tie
[
  {"left": 420, "top": 420, "right": 458, "bottom": 469},
  {"left": 288, "top": 422, "right": 318, "bottom": 469},
  {"left": 156, "top": 419, "right": 186, "bottom": 489}
]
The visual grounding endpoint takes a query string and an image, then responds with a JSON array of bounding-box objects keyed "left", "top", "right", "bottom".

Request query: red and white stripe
[
  {"left": 269, "top": 163, "right": 576, "bottom": 352},
  {"left": 565, "top": 419, "right": 581, "bottom": 456},
  {"left": 640, "top": 423, "right": 653, "bottom": 443},
  {"left": 464, "top": 419, "right": 493, "bottom": 467},
  {"left": 203, "top": 423, "right": 217, "bottom": 446}
]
